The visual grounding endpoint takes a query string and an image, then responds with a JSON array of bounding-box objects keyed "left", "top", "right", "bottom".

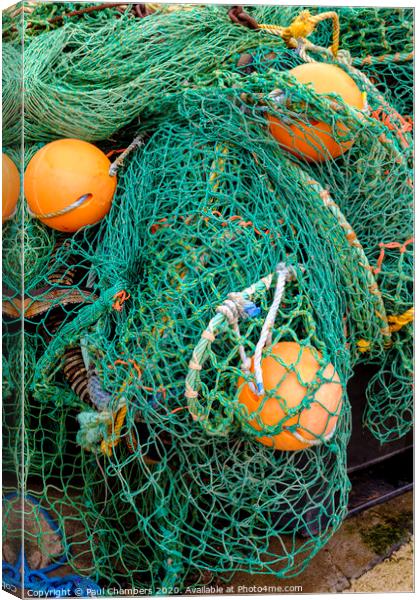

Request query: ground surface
[
  {"left": 4, "top": 490, "right": 413, "bottom": 596},
  {"left": 347, "top": 536, "right": 413, "bottom": 593},
  {"left": 229, "top": 491, "right": 413, "bottom": 593}
]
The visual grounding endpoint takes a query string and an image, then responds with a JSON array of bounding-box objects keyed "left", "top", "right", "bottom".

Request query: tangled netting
[
  {"left": 2, "top": 3, "right": 413, "bottom": 594},
  {"left": 2, "top": 43, "right": 21, "bottom": 146}
]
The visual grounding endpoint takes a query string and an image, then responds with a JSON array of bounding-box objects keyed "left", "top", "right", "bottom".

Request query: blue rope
[{"left": 2, "top": 493, "right": 101, "bottom": 597}]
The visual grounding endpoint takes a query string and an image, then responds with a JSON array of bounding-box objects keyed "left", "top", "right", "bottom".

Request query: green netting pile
[
  {"left": 2, "top": 42, "right": 21, "bottom": 145},
  {"left": 2, "top": 2, "right": 413, "bottom": 595},
  {"left": 1, "top": 1, "right": 132, "bottom": 41}
]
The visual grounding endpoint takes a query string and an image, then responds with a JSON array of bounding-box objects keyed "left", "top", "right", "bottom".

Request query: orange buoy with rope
[
  {"left": 237, "top": 341, "right": 343, "bottom": 451},
  {"left": 24, "top": 138, "right": 117, "bottom": 232}
]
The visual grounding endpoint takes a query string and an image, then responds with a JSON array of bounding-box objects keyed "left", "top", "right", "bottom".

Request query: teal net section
[
  {"left": 1, "top": 2, "right": 413, "bottom": 595},
  {"left": 22, "top": 6, "right": 267, "bottom": 142},
  {"left": 29, "top": 119, "right": 352, "bottom": 586},
  {"left": 2, "top": 43, "right": 21, "bottom": 146}
]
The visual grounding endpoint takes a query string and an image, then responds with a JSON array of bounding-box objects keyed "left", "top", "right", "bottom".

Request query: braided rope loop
[{"left": 185, "top": 265, "right": 295, "bottom": 427}]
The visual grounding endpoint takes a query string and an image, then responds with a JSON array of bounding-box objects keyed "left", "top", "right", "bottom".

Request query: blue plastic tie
[{"left": 244, "top": 301, "right": 261, "bottom": 318}]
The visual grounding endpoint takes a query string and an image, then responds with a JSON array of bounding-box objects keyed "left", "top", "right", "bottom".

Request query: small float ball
[
  {"left": 268, "top": 62, "right": 364, "bottom": 162},
  {"left": 2, "top": 153, "right": 20, "bottom": 223},
  {"left": 237, "top": 341, "right": 342, "bottom": 451},
  {"left": 24, "top": 139, "right": 117, "bottom": 232}
]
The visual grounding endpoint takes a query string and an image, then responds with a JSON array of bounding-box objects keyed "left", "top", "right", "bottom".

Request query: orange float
[
  {"left": 24, "top": 139, "right": 117, "bottom": 232},
  {"left": 268, "top": 62, "right": 365, "bottom": 162},
  {"left": 2, "top": 153, "right": 20, "bottom": 223},
  {"left": 237, "top": 341, "right": 343, "bottom": 451}
]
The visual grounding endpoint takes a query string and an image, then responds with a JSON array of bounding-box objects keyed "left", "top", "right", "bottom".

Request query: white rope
[
  {"left": 216, "top": 293, "right": 252, "bottom": 376},
  {"left": 215, "top": 263, "right": 338, "bottom": 447},
  {"left": 27, "top": 193, "right": 92, "bottom": 219},
  {"left": 253, "top": 263, "right": 295, "bottom": 395},
  {"left": 288, "top": 420, "right": 338, "bottom": 446},
  {"left": 295, "top": 37, "right": 353, "bottom": 66}
]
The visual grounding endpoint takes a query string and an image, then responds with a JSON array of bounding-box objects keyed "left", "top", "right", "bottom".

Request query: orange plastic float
[
  {"left": 237, "top": 341, "right": 343, "bottom": 451},
  {"left": 2, "top": 153, "right": 20, "bottom": 223},
  {"left": 268, "top": 62, "right": 365, "bottom": 162},
  {"left": 24, "top": 139, "right": 117, "bottom": 232}
]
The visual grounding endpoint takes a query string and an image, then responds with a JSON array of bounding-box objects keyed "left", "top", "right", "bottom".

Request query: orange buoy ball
[
  {"left": 24, "top": 139, "right": 117, "bottom": 232},
  {"left": 2, "top": 153, "right": 20, "bottom": 223},
  {"left": 268, "top": 62, "right": 365, "bottom": 162},
  {"left": 237, "top": 341, "right": 343, "bottom": 451}
]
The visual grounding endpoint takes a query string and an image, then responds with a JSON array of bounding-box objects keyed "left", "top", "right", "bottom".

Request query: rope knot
[
  {"left": 258, "top": 10, "right": 340, "bottom": 58},
  {"left": 284, "top": 10, "right": 315, "bottom": 44},
  {"left": 216, "top": 293, "right": 247, "bottom": 324},
  {"left": 276, "top": 262, "right": 296, "bottom": 281}
]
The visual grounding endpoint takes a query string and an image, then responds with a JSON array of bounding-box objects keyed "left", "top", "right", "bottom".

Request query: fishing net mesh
[{"left": 2, "top": 2, "right": 413, "bottom": 594}]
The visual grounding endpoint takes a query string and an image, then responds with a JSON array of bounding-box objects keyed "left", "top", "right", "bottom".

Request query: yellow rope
[
  {"left": 357, "top": 339, "right": 371, "bottom": 353},
  {"left": 388, "top": 307, "right": 414, "bottom": 333},
  {"left": 258, "top": 10, "right": 340, "bottom": 57},
  {"left": 357, "top": 307, "right": 413, "bottom": 352},
  {"left": 101, "top": 404, "right": 127, "bottom": 457}
]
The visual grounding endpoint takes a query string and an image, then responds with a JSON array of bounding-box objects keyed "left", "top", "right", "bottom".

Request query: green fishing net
[
  {"left": 2, "top": 1, "right": 132, "bottom": 41},
  {"left": 2, "top": 2, "right": 413, "bottom": 594},
  {"left": 20, "top": 4, "right": 414, "bottom": 142},
  {"left": 2, "top": 43, "right": 22, "bottom": 146}
]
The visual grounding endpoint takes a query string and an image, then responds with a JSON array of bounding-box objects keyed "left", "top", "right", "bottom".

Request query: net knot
[
  {"left": 112, "top": 289, "right": 130, "bottom": 311},
  {"left": 216, "top": 293, "right": 248, "bottom": 324},
  {"left": 188, "top": 359, "right": 202, "bottom": 371}
]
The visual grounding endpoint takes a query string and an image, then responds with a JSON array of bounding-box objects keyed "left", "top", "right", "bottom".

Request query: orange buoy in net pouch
[
  {"left": 24, "top": 139, "right": 117, "bottom": 232},
  {"left": 2, "top": 153, "right": 20, "bottom": 223},
  {"left": 268, "top": 62, "right": 365, "bottom": 162},
  {"left": 237, "top": 341, "right": 343, "bottom": 451}
]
